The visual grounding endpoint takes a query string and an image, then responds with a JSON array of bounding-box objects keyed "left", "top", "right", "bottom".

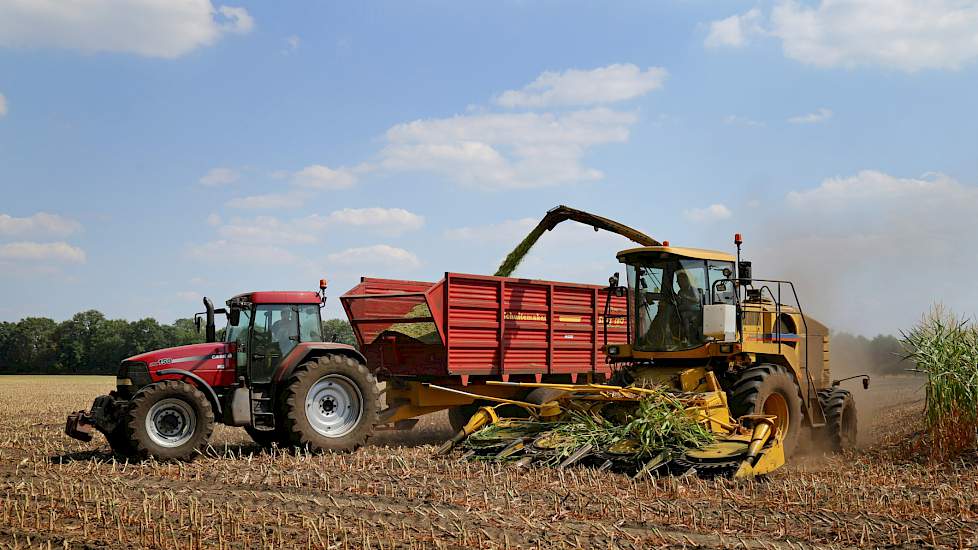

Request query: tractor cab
[{"left": 223, "top": 291, "right": 325, "bottom": 384}]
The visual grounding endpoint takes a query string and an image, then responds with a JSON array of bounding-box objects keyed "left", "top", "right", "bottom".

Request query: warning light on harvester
[
  {"left": 662, "top": 240, "right": 670, "bottom": 247},
  {"left": 734, "top": 233, "right": 743, "bottom": 245},
  {"left": 319, "top": 279, "right": 329, "bottom": 290}
]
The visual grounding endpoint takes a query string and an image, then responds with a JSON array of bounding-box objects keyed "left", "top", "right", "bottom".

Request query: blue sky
[{"left": 2, "top": 0, "right": 978, "bottom": 336}]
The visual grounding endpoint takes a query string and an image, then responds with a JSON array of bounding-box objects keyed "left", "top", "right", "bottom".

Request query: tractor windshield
[{"left": 627, "top": 256, "right": 710, "bottom": 352}]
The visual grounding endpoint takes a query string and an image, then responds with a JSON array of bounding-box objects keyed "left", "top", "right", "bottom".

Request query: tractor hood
[{"left": 126, "top": 342, "right": 232, "bottom": 371}]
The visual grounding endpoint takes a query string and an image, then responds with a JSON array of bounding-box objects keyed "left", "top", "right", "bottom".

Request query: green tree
[
  {"left": 6, "top": 317, "right": 59, "bottom": 373},
  {"left": 322, "top": 318, "right": 357, "bottom": 348}
]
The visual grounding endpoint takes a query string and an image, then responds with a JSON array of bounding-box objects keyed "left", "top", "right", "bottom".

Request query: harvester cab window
[{"left": 629, "top": 257, "right": 709, "bottom": 352}]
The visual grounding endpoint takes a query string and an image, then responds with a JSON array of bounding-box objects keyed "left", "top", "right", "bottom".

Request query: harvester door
[{"left": 249, "top": 305, "right": 299, "bottom": 384}]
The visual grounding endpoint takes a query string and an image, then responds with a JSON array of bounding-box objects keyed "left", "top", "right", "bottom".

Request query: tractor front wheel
[
  {"left": 728, "top": 364, "right": 803, "bottom": 456},
  {"left": 245, "top": 426, "right": 284, "bottom": 448},
  {"left": 283, "top": 354, "right": 379, "bottom": 452},
  {"left": 126, "top": 380, "right": 215, "bottom": 461},
  {"left": 818, "top": 388, "right": 857, "bottom": 451}
]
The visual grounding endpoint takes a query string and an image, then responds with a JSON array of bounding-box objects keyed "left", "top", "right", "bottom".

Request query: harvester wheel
[
  {"left": 283, "top": 354, "right": 379, "bottom": 452},
  {"left": 728, "top": 364, "right": 803, "bottom": 456},
  {"left": 448, "top": 404, "right": 480, "bottom": 433},
  {"left": 126, "top": 380, "right": 215, "bottom": 461},
  {"left": 524, "top": 388, "right": 567, "bottom": 405},
  {"left": 818, "top": 388, "right": 857, "bottom": 451}
]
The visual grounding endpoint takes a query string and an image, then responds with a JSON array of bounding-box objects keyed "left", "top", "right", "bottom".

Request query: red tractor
[{"left": 65, "top": 283, "right": 380, "bottom": 460}]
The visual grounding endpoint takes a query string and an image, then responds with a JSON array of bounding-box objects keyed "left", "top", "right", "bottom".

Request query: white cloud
[
  {"left": 445, "top": 218, "right": 537, "bottom": 242},
  {"left": 188, "top": 240, "right": 296, "bottom": 263},
  {"left": 327, "top": 244, "right": 421, "bottom": 269},
  {"left": 175, "top": 290, "right": 201, "bottom": 302},
  {"left": 786, "top": 169, "right": 964, "bottom": 207},
  {"left": 284, "top": 35, "right": 300, "bottom": 53},
  {"left": 713, "top": 0, "right": 978, "bottom": 71},
  {"left": 380, "top": 108, "right": 636, "bottom": 189},
  {"left": 494, "top": 64, "right": 667, "bottom": 108},
  {"left": 723, "top": 114, "right": 764, "bottom": 127},
  {"left": 0, "top": 212, "right": 81, "bottom": 237},
  {"left": 294, "top": 164, "right": 357, "bottom": 189},
  {"left": 705, "top": 8, "right": 763, "bottom": 48},
  {"left": 0, "top": 0, "right": 254, "bottom": 59},
  {"left": 788, "top": 107, "right": 833, "bottom": 124},
  {"left": 311, "top": 208, "right": 424, "bottom": 236},
  {"left": 684, "top": 204, "right": 733, "bottom": 222},
  {"left": 0, "top": 242, "right": 86, "bottom": 262},
  {"left": 199, "top": 167, "right": 239, "bottom": 186},
  {"left": 217, "top": 216, "right": 316, "bottom": 245},
  {"left": 0, "top": 93, "right": 6, "bottom": 117},
  {"left": 206, "top": 213, "right": 222, "bottom": 226},
  {"left": 226, "top": 191, "right": 309, "bottom": 209}
]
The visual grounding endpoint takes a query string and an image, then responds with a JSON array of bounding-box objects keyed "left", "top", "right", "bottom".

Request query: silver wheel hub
[
  {"left": 146, "top": 398, "right": 196, "bottom": 448},
  {"left": 305, "top": 374, "right": 363, "bottom": 438}
]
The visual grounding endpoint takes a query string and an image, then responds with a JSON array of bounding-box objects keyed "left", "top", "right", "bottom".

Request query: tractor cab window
[
  {"left": 250, "top": 305, "right": 299, "bottom": 384},
  {"left": 225, "top": 306, "right": 252, "bottom": 371},
  {"left": 628, "top": 256, "right": 708, "bottom": 352},
  {"left": 296, "top": 304, "right": 324, "bottom": 343}
]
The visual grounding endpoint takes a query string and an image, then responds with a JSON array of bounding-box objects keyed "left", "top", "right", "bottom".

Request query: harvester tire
[
  {"left": 728, "top": 364, "right": 803, "bottom": 456},
  {"left": 524, "top": 388, "right": 567, "bottom": 405},
  {"left": 283, "top": 354, "right": 379, "bottom": 452},
  {"left": 818, "top": 388, "right": 857, "bottom": 452},
  {"left": 125, "top": 380, "right": 215, "bottom": 461},
  {"left": 448, "top": 404, "right": 480, "bottom": 433}
]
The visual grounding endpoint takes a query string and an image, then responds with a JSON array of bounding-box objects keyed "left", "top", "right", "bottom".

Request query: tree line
[
  {"left": 0, "top": 309, "right": 907, "bottom": 376},
  {"left": 0, "top": 310, "right": 357, "bottom": 375}
]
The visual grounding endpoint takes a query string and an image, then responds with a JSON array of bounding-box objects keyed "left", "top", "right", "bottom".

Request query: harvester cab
[{"left": 66, "top": 284, "right": 380, "bottom": 461}]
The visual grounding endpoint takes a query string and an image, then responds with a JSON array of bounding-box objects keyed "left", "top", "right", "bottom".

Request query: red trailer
[{"left": 340, "top": 273, "right": 629, "bottom": 428}]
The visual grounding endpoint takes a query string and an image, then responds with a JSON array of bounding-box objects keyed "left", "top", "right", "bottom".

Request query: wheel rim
[
  {"left": 305, "top": 374, "right": 363, "bottom": 438},
  {"left": 762, "top": 393, "right": 790, "bottom": 435},
  {"left": 146, "top": 398, "right": 196, "bottom": 448}
]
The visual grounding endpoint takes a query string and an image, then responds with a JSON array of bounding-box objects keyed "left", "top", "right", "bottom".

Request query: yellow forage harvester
[{"left": 439, "top": 211, "right": 868, "bottom": 479}]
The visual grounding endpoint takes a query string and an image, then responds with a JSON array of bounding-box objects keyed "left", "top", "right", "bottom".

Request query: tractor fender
[
  {"left": 272, "top": 342, "right": 367, "bottom": 384},
  {"left": 156, "top": 368, "right": 223, "bottom": 417}
]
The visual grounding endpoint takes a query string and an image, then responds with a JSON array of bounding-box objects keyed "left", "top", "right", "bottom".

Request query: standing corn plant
[{"left": 901, "top": 306, "right": 978, "bottom": 459}]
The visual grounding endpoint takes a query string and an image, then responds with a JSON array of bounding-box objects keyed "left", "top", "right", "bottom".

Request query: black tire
[
  {"left": 818, "top": 388, "right": 857, "bottom": 451},
  {"left": 447, "top": 403, "right": 480, "bottom": 433},
  {"left": 728, "top": 364, "right": 803, "bottom": 457},
  {"left": 105, "top": 419, "right": 138, "bottom": 457},
  {"left": 283, "top": 354, "right": 379, "bottom": 452},
  {"left": 524, "top": 388, "right": 567, "bottom": 405},
  {"left": 245, "top": 426, "right": 284, "bottom": 447},
  {"left": 125, "top": 380, "right": 215, "bottom": 461}
]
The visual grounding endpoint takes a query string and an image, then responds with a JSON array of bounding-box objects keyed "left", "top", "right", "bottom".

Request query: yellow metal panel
[{"left": 616, "top": 246, "right": 736, "bottom": 262}]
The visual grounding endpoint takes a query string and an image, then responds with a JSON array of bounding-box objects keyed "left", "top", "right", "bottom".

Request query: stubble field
[{"left": 2, "top": 375, "right": 976, "bottom": 549}]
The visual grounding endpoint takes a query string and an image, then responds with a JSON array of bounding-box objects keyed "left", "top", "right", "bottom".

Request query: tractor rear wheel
[
  {"left": 818, "top": 388, "right": 857, "bottom": 451},
  {"left": 728, "top": 364, "right": 803, "bottom": 457},
  {"left": 126, "top": 381, "right": 215, "bottom": 461},
  {"left": 283, "top": 354, "right": 379, "bottom": 452}
]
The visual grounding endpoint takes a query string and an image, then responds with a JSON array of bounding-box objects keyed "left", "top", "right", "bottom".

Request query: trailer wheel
[
  {"left": 728, "top": 364, "right": 803, "bottom": 457},
  {"left": 126, "top": 380, "right": 215, "bottom": 461},
  {"left": 818, "top": 388, "right": 857, "bottom": 451},
  {"left": 283, "top": 354, "right": 379, "bottom": 452}
]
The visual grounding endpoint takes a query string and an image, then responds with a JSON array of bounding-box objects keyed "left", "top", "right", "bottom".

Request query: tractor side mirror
[
  {"left": 739, "top": 261, "right": 752, "bottom": 284},
  {"left": 194, "top": 316, "right": 202, "bottom": 334},
  {"left": 615, "top": 286, "right": 626, "bottom": 297},
  {"left": 229, "top": 307, "right": 241, "bottom": 326}
]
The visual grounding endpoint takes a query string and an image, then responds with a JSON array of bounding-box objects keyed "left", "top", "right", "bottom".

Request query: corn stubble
[{"left": 1, "top": 375, "right": 975, "bottom": 549}]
